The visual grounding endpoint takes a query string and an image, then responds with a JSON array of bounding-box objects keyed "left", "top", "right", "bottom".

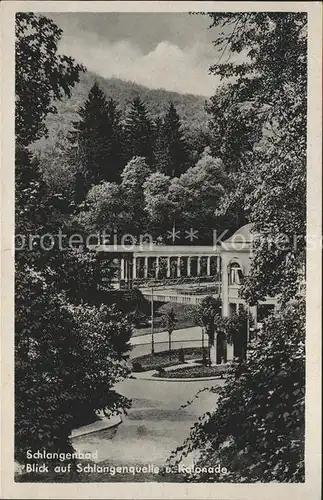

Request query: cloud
[{"left": 58, "top": 32, "right": 220, "bottom": 96}]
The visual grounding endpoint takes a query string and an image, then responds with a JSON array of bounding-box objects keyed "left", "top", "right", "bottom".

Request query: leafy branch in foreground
[
  {"left": 15, "top": 13, "right": 133, "bottom": 468},
  {"left": 167, "top": 298, "right": 305, "bottom": 483},
  {"left": 15, "top": 264, "right": 132, "bottom": 464}
]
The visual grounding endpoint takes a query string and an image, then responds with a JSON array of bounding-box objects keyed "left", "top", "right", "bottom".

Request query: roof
[{"left": 222, "top": 223, "right": 254, "bottom": 244}]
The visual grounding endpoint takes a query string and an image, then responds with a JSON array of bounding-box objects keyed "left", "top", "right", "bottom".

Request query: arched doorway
[{"left": 228, "top": 261, "right": 244, "bottom": 285}]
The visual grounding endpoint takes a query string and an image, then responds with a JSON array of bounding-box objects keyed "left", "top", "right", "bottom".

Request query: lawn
[
  {"left": 153, "top": 364, "right": 229, "bottom": 379},
  {"left": 131, "top": 347, "right": 206, "bottom": 372}
]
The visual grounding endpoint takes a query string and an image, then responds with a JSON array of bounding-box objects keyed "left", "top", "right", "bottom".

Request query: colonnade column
[
  {"left": 155, "top": 256, "right": 160, "bottom": 278},
  {"left": 133, "top": 257, "right": 137, "bottom": 279},
  {"left": 120, "top": 257, "right": 125, "bottom": 280},
  {"left": 197, "top": 256, "right": 201, "bottom": 276},
  {"left": 177, "top": 257, "right": 181, "bottom": 277},
  {"left": 206, "top": 256, "right": 211, "bottom": 276},
  {"left": 167, "top": 257, "right": 171, "bottom": 278},
  {"left": 187, "top": 257, "right": 191, "bottom": 277},
  {"left": 221, "top": 255, "right": 229, "bottom": 317},
  {"left": 126, "top": 254, "right": 221, "bottom": 280}
]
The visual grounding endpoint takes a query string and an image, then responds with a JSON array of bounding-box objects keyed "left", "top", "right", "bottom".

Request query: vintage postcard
[{"left": 1, "top": 1, "right": 322, "bottom": 499}]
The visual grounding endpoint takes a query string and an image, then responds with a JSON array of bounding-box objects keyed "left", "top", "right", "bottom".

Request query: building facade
[
  {"left": 95, "top": 223, "right": 278, "bottom": 323},
  {"left": 93, "top": 223, "right": 280, "bottom": 363}
]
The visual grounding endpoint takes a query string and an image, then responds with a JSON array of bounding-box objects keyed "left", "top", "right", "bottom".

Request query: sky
[{"left": 44, "top": 13, "right": 223, "bottom": 97}]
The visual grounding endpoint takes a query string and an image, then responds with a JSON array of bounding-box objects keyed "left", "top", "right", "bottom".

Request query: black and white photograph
[{"left": 0, "top": 1, "right": 322, "bottom": 498}]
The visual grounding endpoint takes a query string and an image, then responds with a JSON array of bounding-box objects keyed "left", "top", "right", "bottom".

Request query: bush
[
  {"left": 131, "top": 347, "right": 204, "bottom": 372},
  {"left": 132, "top": 361, "right": 143, "bottom": 372},
  {"left": 156, "top": 366, "right": 166, "bottom": 376},
  {"left": 178, "top": 348, "right": 185, "bottom": 363},
  {"left": 202, "top": 349, "right": 208, "bottom": 366},
  {"left": 153, "top": 364, "right": 228, "bottom": 379},
  {"left": 15, "top": 264, "right": 132, "bottom": 464},
  {"left": 168, "top": 298, "right": 305, "bottom": 482}
]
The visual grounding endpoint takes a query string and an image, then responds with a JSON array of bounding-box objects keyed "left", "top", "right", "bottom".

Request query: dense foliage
[
  {"left": 69, "top": 82, "right": 124, "bottom": 188},
  {"left": 15, "top": 265, "right": 131, "bottom": 463},
  {"left": 15, "top": 13, "right": 133, "bottom": 465},
  {"left": 168, "top": 11, "right": 307, "bottom": 483},
  {"left": 206, "top": 12, "right": 307, "bottom": 303},
  {"left": 168, "top": 299, "right": 305, "bottom": 482},
  {"left": 75, "top": 147, "right": 232, "bottom": 243},
  {"left": 15, "top": 13, "right": 84, "bottom": 146},
  {"left": 155, "top": 102, "right": 190, "bottom": 177},
  {"left": 31, "top": 71, "right": 208, "bottom": 153},
  {"left": 28, "top": 68, "right": 233, "bottom": 244}
]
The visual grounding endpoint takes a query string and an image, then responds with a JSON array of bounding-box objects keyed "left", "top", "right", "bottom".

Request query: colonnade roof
[
  {"left": 91, "top": 224, "right": 254, "bottom": 255},
  {"left": 93, "top": 244, "right": 220, "bottom": 255}
]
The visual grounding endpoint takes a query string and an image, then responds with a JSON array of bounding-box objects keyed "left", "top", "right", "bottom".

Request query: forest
[{"left": 31, "top": 73, "right": 241, "bottom": 244}]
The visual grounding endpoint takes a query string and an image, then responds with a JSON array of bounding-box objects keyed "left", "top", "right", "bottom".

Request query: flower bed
[
  {"left": 153, "top": 364, "right": 229, "bottom": 379},
  {"left": 131, "top": 347, "right": 206, "bottom": 372}
]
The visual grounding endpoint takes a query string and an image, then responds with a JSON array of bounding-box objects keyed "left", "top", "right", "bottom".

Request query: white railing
[{"left": 140, "top": 290, "right": 207, "bottom": 305}]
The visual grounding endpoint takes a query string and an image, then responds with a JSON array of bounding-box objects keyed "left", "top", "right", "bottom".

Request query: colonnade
[{"left": 120, "top": 255, "right": 219, "bottom": 280}]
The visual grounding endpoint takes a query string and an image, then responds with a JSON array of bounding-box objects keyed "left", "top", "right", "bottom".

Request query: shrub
[
  {"left": 132, "top": 361, "right": 143, "bottom": 372},
  {"left": 15, "top": 264, "right": 131, "bottom": 464},
  {"left": 168, "top": 298, "right": 305, "bottom": 482},
  {"left": 178, "top": 348, "right": 185, "bottom": 363},
  {"left": 156, "top": 366, "right": 166, "bottom": 376}
]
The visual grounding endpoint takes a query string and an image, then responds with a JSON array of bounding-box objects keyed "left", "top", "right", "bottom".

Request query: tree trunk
[
  {"left": 168, "top": 331, "right": 172, "bottom": 352},
  {"left": 208, "top": 327, "right": 217, "bottom": 365},
  {"left": 210, "top": 341, "right": 217, "bottom": 365}
]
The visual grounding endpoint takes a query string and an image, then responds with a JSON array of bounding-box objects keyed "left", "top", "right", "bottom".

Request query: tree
[
  {"left": 15, "top": 264, "right": 131, "bottom": 465},
  {"left": 116, "top": 288, "right": 150, "bottom": 327},
  {"left": 168, "top": 149, "right": 231, "bottom": 242},
  {"left": 183, "top": 124, "right": 213, "bottom": 165},
  {"left": 76, "top": 157, "right": 154, "bottom": 239},
  {"left": 168, "top": 11, "right": 307, "bottom": 483},
  {"left": 15, "top": 12, "right": 84, "bottom": 146},
  {"left": 15, "top": 13, "right": 133, "bottom": 470},
  {"left": 227, "top": 306, "right": 254, "bottom": 360},
  {"left": 105, "top": 96, "right": 126, "bottom": 178},
  {"left": 161, "top": 308, "right": 177, "bottom": 352},
  {"left": 205, "top": 12, "right": 307, "bottom": 302},
  {"left": 123, "top": 96, "right": 154, "bottom": 166},
  {"left": 240, "top": 119, "right": 306, "bottom": 304},
  {"left": 70, "top": 83, "right": 124, "bottom": 188},
  {"left": 121, "top": 156, "right": 152, "bottom": 235},
  {"left": 206, "top": 12, "right": 306, "bottom": 169},
  {"left": 34, "top": 129, "right": 78, "bottom": 201},
  {"left": 194, "top": 296, "right": 222, "bottom": 365},
  {"left": 168, "top": 298, "right": 305, "bottom": 482},
  {"left": 76, "top": 181, "right": 129, "bottom": 234},
  {"left": 154, "top": 102, "right": 190, "bottom": 177},
  {"left": 143, "top": 172, "right": 174, "bottom": 238}
]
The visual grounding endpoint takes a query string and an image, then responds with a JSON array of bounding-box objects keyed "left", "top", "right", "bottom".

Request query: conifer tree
[
  {"left": 123, "top": 96, "right": 154, "bottom": 166},
  {"left": 70, "top": 82, "right": 124, "bottom": 188},
  {"left": 105, "top": 96, "right": 125, "bottom": 177},
  {"left": 155, "top": 102, "right": 190, "bottom": 177}
]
